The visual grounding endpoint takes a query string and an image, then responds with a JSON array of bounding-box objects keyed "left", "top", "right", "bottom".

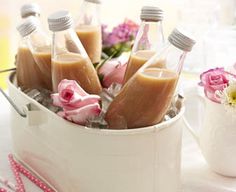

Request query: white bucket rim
[{"left": 8, "top": 72, "right": 185, "bottom": 136}]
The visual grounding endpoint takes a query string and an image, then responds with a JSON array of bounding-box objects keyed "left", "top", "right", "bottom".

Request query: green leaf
[{"left": 96, "top": 50, "right": 118, "bottom": 72}]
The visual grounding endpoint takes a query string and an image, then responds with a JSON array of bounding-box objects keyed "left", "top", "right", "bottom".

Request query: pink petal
[
  {"left": 59, "top": 88, "right": 75, "bottom": 103},
  {"left": 59, "top": 91, "right": 83, "bottom": 108},
  {"left": 57, "top": 111, "right": 66, "bottom": 118},
  {"left": 64, "top": 103, "right": 101, "bottom": 125},
  {"left": 51, "top": 93, "right": 63, "bottom": 107},
  {"left": 58, "top": 79, "right": 88, "bottom": 96},
  {"left": 102, "top": 63, "right": 127, "bottom": 88},
  {"left": 63, "top": 94, "right": 101, "bottom": 110},
  {"left": 99, "top": 60, "right": 119, "bottom": 77},
  {"left": 204, "top": 89, "right": 221, "bottom": 103}
]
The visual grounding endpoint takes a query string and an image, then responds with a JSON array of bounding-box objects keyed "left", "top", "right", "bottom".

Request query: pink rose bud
[
  {"left": 199, "top": 68, "right": 236, "bottom": 103},
  {"left": 98, "top": 59, "right": 127, "bottom": 88},
  {"left": 51, "top": 79, "right": 101, "bottom": 125}
]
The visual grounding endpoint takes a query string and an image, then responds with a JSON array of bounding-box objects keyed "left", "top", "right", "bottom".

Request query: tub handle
[
  {"left": 0, "top": 67, "right": 26, "bottom": 117},
  {"left": 0, "top": 87, "right": 27, "bottom": 118},
  {"left": 0, "top": 67, "right": 16, "bottom": 74}
]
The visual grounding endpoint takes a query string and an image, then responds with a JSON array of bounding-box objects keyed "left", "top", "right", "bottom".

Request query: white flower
[{"left": 216, "top": 79, "right": 236, "bottom": 113}]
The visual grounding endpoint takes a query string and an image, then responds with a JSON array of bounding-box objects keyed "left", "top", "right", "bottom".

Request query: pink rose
[
  {"left": 98, "top": 59, "right": 127, "bottom": 88},
  {"left": 199, "top": 68, "right": 231, "bottom": 103},
  {"left": 51, "top": 79, "right": 101, "bottom": 125}
]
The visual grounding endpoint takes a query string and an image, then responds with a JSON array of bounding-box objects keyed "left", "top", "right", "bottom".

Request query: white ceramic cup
[{"left": 184, "top": 91, "right": 236, "bottom": 177}]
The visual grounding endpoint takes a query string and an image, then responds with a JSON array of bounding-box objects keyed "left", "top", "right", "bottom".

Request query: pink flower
[
  {"left": 102, "top": 19, "right": 139, "bottom": 47},
  {"left": 51, "top": 79, "right": 101, "bottom": 125},
  {"left": 98, "top": 59, "right": 127, "bottom": 88},
  {"left": 199, "top": 68, "right": 235, "bottom": 103}
]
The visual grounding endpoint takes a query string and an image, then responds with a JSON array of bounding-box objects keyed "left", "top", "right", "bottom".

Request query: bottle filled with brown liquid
[
  {"left": 19, "top": 18, "right": 52, "bottom": 90},
  {"left": 48, "top": 10, "right": 102, "bottom": 94},
  {"left": 16, "top": 18, "right": 49, "bottom": 90},
  {"left": 105, "top": 28, "right": 196, "bottom": 129},
  {"left": 123, "top": 6, "right": 165, "bottom": 84},
  {"left": 75, "top": 0, "right": 102, "bottom": 64},
  {"left": 19, "top": 4, "right": 52, "bottom": 90}
]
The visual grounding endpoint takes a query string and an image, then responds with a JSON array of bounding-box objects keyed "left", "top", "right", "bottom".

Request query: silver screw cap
[
  {"left": 85, "top": 0, "right": 101, "bottom": 4},
  {"left": 141, "top": 6, "right": 163, "bottom": 22},
  {"left": 48, "top": 10, "right": 73, "bottom": 32},
  {"left": 17, "top": 18, "right": 37, "bottom": 37},
  {"left": 168, "top": 28, "right": 196, "bottom": 52},
  {"left": 21, "top": 3, "right": 40, "bottom": 18}
]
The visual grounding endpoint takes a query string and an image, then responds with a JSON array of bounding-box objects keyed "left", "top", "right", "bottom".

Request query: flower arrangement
[
  {"left": 199, "top": 67, "right": 236, "bottom": 110},
  {"left": 96, "top": 19, "right": 139, "bottom": 88},
  {"left": 102, "top": 19, "right": 139, "bottom": 58}
]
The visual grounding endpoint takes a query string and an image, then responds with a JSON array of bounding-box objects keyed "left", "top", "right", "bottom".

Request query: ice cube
[
  {"left": 23, "top": 88, "right": 61, "bottom": 113},
  {"left": 86, "top": 112, "right": 108, "bottom": 129},
  {"left": 107, "top": 83, "right": 122, "bottom": 98},
  {"left": 164, "top": 94, "right": 184, "bottom": 121},
  {"left": 99, "top": 83, "right": 122, "bottom": 113},
  {"left": 25, "top": 89, "right": 41, "bottom": 98}
]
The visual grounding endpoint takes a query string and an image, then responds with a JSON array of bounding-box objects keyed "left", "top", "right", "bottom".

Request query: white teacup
[{"left": 184, "top": 91, "right": 236, "bottom": 177}]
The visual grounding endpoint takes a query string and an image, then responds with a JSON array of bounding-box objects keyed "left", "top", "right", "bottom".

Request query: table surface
[{"left": 0, "top": 77, "right": 236, "bottom": 192}]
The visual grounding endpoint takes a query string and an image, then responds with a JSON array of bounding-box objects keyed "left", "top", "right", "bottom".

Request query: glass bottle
[
  {"left": 75, "top": 0, "right": 102, "bottom": 64},
  {"left": 105, "top": 28, "right": 196, "bottom": 129},
  {"left": 16, "top": 18, "right": 48, "bottom": 90},
  {"left": 22, "top": 18, "right": 52, "bottom": 90},
  {"left": 123, "top": 6, "right": 165, "bottom": 84},
  {"left": 48, "top": 10, "right": 102, "bottom": 93}
]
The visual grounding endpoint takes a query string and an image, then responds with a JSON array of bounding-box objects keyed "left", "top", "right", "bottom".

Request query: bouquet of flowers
[
  {"left": 102, "top": 19, "right": 139, "bottom": 59},
  {"left": 199, "top": 67, "right": 236, "bottom": 111},
  {"left": 96, "top": 19, "right": 139, "bottom": 88}
]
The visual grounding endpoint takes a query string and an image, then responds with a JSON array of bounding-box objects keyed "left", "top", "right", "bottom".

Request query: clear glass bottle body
[
  {"left": 75, "top": 1, "right": 102, "bottom": 64},
  {"left": 105, "top": 43, "right": 187, "bottom": 129},
  {"left": 51, "top": 28, "right": 102, "bottom": 93},
  {"left": 123, "top": 20, "right": 165, "bottom": 83},
  {"left": 16, "top": 38, "right": 47, "bottom": 90},
  {"left": 26, "top": 28, "right": 52, "bottom": 90}
]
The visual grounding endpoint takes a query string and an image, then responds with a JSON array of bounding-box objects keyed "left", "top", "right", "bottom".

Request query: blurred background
[{"left": 1, "top": 0, "right": 236, "bottom": 88}]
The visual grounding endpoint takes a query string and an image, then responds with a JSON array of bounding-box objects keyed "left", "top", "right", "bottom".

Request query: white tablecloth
[{"left": 1, "top": 78, "right": 236, "bottom": 191}]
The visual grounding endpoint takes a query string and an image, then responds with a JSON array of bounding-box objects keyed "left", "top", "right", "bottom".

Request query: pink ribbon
[{"left": 8, "top": 154, "right": 55, "bottom": 192}]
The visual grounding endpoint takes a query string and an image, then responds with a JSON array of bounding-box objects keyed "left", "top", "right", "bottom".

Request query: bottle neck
[
  {"left": 132, "top": 20, "right": 164, "bottom": 53},
  {"left": 137, "top": 42, "right": 187, "bottom": 75},
  {"left": 76, "top": 1, "right": 100, "bottom": 26},
  {"left": 52, "top": 28, "right": 88, "bottom": 59},
  {"left": 25, "top": 28, "right": 51, "bottom": 53},
  {"left": 159, "top": 42, "right": 188, "bottom": 74}
]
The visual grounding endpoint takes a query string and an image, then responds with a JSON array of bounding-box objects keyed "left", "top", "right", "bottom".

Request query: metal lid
[
  {"left": 48, "top": 10, "right": 73, "bottom": 32},
  {"left": 21, "top": 3, "right": 40, "bottom": 18},
  {"left": 140, "top": 6, "right": 163, "bottom": 21},
  {"left": 168, "top": 28, "right": 196, "bottom": 52},
  {"left": 17, "top": 18, "right": 37, "bottom": 37},
  {"left": 85, "top": 0, "right": 101, "bottom": 4}
]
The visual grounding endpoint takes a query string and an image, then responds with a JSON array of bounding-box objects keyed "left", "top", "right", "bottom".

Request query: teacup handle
[{"left": 183, "top": 91, "right": 206, "bottom": 145}]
